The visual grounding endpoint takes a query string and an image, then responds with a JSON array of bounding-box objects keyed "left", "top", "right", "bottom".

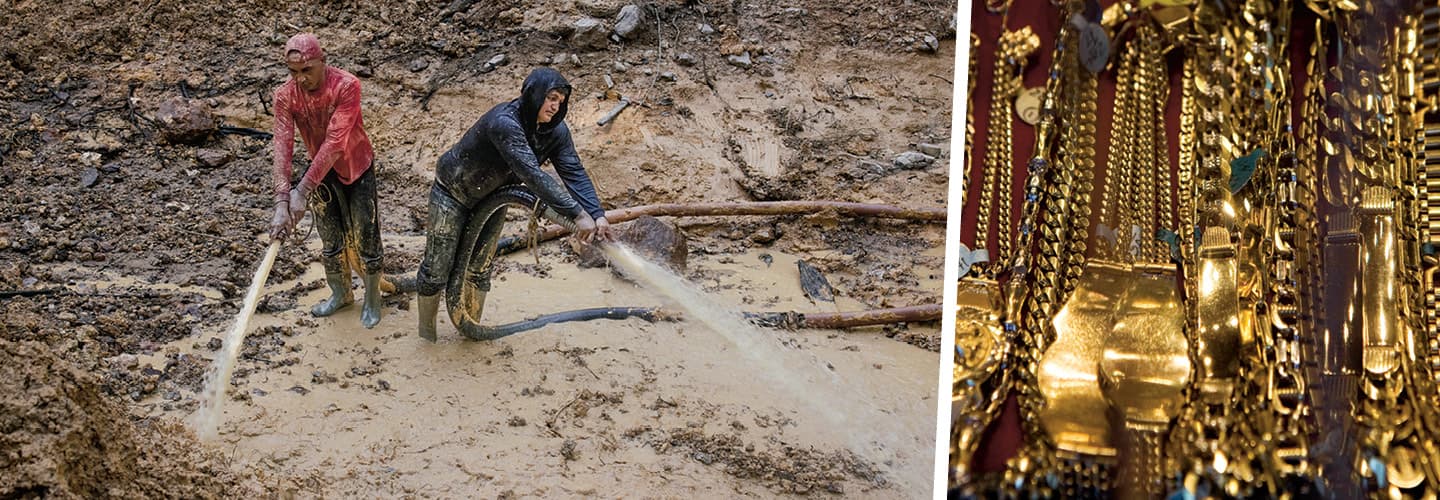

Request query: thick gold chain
[
  {"left": 964, "top": 32, "right": 980, "bottom": 219},
  {"left": 1422, "top": 0, "right": 1440, "bottom": 394},
  {"left": 1170, "top": 0, "right": 1246, "bottom": 492},
  {"left": 978, "top": 26, "right": 1041, "bottom": 276},
  {"left": 996, "top": 2, "right": 1094, "bottom": 493}
]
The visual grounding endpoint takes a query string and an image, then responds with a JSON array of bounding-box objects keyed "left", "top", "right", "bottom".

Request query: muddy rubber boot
[
  {"left": 417, "top": 293, "right": 440, "bottom": 341},
  {"left": 360, "top": 272, "right": 382, "bottom": 329},
  {"left": 312, "top": 271, "right": 354, "bottom": 317}
]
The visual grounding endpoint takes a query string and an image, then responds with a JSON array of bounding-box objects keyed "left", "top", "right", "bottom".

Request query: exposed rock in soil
[
  {"left": 154, "top": 97, "right": 217, "bottom": 145},
  {"left": 577, "top": 215, "right": 688, "bottom": 274},
  {"left": 195, "top": 148, "right": 232, "bottom": 168},
  {"left": 727, "top": 52, "right": 753, "bottom": 69},
  {"left": 572, "top": 17, "right": 610, "bottom": 50},
  {"left": 892, "top": 151, "right": 935, "bottom": 170},
  {"left": 614, "top": 5, "right": 643, "bottom": 39}
]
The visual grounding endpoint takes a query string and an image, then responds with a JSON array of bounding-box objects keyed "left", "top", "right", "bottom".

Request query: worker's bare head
[
  {"left": 284, "top": 33, "right": 326, "bottom": 92},
  {"left": 538, "top": 89, "right": 568, "bottom": 124}
]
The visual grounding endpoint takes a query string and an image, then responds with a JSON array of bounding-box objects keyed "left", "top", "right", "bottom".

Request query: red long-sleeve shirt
[{"left": 271, "top": 66, "right": 374, "bottom": 203}]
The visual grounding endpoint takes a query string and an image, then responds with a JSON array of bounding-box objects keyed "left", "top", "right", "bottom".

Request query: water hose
[{"left": 447, "top": 185, "right": 659, "bottom": 340}]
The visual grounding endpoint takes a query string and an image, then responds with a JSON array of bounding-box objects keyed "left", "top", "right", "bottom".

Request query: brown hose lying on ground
[
  {"left": 745, "top": 304, "right": 941, "bottom": 330},
  {"left": 497, "top": 201, "right": 947, "bottom": 255}
]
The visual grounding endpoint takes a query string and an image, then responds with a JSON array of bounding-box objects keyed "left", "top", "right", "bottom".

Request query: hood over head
[{"left": 518, "top": 67, "right": 572, "bottom": 136}]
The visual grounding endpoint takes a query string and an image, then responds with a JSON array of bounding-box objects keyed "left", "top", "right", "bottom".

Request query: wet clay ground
[{"left": 2, "top": 0, "right": 955, "bottom": 497}]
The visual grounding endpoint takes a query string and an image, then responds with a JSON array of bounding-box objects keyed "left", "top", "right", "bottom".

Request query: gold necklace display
[{"left": 952, "top": 0, "right": 1440, "bottom": 496}]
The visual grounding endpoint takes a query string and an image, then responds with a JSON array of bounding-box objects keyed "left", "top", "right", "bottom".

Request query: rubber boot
[
  {"left": 312, "top": 271, "right": 354, "bottom": 317},
  {"left": 360, "top": 272, "right": 383, "bottom": 329},
  {"left": 417, "top": 293, "right": 440, "bottom": 341}
]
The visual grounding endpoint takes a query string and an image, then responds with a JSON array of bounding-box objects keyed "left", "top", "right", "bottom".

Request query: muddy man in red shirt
[{"left": 269, "top": 33, "right": 385, "bottom": 329}]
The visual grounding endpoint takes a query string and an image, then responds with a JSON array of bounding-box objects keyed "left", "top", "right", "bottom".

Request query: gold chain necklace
[
  {"left": 951, "top": 9, "right": 1040, "bottom": 491},
  {"left": 1002, "top": 1, "right": 1109, "bottom": 493},
  {"left": 978, "top": 25, "right": 1041, "bottom": 277}
]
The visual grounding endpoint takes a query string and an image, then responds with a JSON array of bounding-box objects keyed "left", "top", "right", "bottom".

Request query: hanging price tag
[
  {"left": 1073, "top": 15, "right": 1109, "bottom": 74},
  {"left": 1156, "top": 228, "right": 1182, "bottom": 263},
  {"left": 1229, "top": 148, "right": 1266, "bottom": 193},
  {"left": 957, "top": 242, "right": 976, "bottom": 277},
  {"left": 1015, "top": 86, "right": 1044, "bottom": 125},
  {"left": 1130, "top": 224, "right": 1144, "bottom": 259},
  {"left": 1096, "top": 223, "right": 1118, "bottom": 247}
]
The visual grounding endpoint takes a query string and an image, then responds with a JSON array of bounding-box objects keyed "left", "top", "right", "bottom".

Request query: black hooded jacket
[{"left": 433, "top": 68, "right": 604, "bottom": 220}]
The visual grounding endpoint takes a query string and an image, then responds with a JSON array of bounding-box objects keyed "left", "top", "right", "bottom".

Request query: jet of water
[{"left": 191, "top": 241, "right": 281, "bottom": 441}]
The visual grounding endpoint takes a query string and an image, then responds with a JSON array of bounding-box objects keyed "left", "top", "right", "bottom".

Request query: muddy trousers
[
  {"left": 415, "top": 183, "right": 507, "bottom": 298},
  {"left": 309, "top": 167, "right": 384, "bottom": 275}
]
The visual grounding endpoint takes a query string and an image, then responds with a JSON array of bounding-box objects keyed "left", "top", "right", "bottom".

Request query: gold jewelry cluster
[{"left": 953, "top": 0, "right": 1440, "bottom": 497}]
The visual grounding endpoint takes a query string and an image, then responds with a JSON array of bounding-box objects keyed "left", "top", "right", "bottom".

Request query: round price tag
[
  {"left": 1015, "top": 86, "right": 1044, "bottom": 125},
  {"left": 1079, "top": 22, "right": 1109, "bottom": 74}
]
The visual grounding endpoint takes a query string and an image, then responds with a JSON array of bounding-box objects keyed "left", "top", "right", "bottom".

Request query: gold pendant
[
  {"left": 1359, "top": 186, "right": 1402, "bottom": 375},
  {"left": 952, "top": 277, "right": 1007, "bottom": 483},
  {"left": 1037, "top": 259, "right": 1130, "bottom": 457},
  {"left": 1101, "top": 263, "right": 1190, "bottom": 497},
  {"left": 1100, "top": 263, "right": 1190, "bottom": 424},
  {"left": 956, "top": 277, "right": 1005, "bottom": 385}
]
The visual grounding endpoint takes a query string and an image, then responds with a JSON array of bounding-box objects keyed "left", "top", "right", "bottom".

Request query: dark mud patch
[{"left": 629, "top": 426, "right": 887, "bottom": 495}]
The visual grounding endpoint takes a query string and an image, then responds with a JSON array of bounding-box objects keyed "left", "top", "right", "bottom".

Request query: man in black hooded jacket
[{"left": 416, "top": 67, "right": 611, "bottom": 341}]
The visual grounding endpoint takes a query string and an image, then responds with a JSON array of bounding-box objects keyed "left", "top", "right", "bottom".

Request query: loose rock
[
  {"left": 921, "top": 34, "right": 940, "bottom": 53},
  {"left": 79, "top": 167, "right": 99, "bottom": 188},
  {"left": 893, "top": 151, "right": 935, "bottom": 170},
  {"left": 917, "top": 142, "right": 946, "bottom": 157},
  {"left": 727, "top": 52, "right": 752, "bottom": 69},
  {"left": 549, "top": 53, "right": 582, "bottom": 67},
  {"left": 195, "top": 148, "right": 232, "bottom": 168},
  {"left": 480, "top": 53, "right": 508, "bottom": 73},
  {"left": 675, "top": 53, "right": 698, "bottom": 67},
  {"left": 577, "top": 216, "right": 688, "bottom": 275},
  {"left": 572, "top": 18, "right": 610, "bottom": 51},
  {"left": 256, "top": 294, "right": 296, "bottom": 313},
  {"left": 749, "top": 226, "right": 779, "bottom": 244},
  {"left": 408, "top": 58, "right": 429, "bottom": 72},
  {"left": 154, "top": 96, "right": 217, "bottom": 144},
  {"left": 614, "top": 5, "right": 643, "bottom": 39}
]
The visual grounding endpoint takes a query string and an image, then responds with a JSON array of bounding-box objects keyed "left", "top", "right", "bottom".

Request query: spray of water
[
  {"left": 603, "top": 244, "right": 925, "bottom": 495},
  {"left": 601, "top": 243, "right": 853, "bottom": 433},
  {"left": 191, "top": 241, "right": 280, "bottom": 441}
]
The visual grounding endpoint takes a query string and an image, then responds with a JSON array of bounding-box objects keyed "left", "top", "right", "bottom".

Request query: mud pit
[{"left": 2, "top": 1, "right": 955, "bottom": 497}]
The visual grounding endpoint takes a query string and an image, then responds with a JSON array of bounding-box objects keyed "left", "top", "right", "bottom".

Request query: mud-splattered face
[
  {"left": 286, "top": 53, "right": 324, "bottom": 92},
  {"left": 537, "top": 89, "right": 566, "bottom": 124}
]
